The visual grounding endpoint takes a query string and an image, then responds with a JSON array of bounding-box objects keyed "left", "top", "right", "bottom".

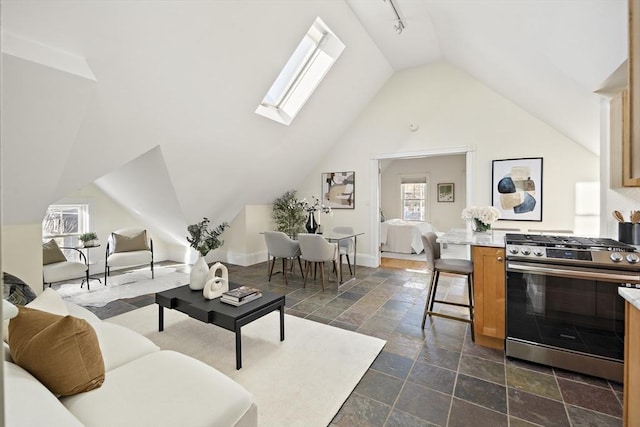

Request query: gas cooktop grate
[{"left": 505, "top": 233, "right": 637, "bottom": 252}]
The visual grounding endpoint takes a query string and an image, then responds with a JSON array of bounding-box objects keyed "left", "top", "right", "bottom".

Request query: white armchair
[
  {"left": 104, "top": 228, "right": 154, "bottom": 285},
  {"left": 42, "top": 239, "right": 90, "bottom": 291}
]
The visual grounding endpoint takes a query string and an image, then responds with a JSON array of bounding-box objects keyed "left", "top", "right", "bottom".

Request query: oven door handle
[{"left": 507, "top": 262, "right": 640, "bottom": 283}]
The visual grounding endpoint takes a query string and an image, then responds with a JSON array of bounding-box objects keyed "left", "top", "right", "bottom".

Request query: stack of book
[{"left": 220, "top": 286, "right": 262, "bottom": 306}]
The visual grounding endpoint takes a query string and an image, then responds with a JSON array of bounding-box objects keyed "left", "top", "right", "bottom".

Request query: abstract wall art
[
  {"left": 492, "top": 157, "right": 543, "bottom": 221},
  {"left": 322, "top": 171, "right": 355, "bottom": 209}
]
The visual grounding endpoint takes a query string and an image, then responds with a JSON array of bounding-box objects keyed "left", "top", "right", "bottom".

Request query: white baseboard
[{"left": 128, "top": 251, "right": 381, "bottom": 269}]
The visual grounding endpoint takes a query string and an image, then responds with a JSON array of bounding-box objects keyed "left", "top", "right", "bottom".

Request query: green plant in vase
[
  {"left": 78, "top": 232, "right": 99, "bottom": 247},
  {"left": 187, "top": 217, "right": 229, "bottom": 291},
  {"left": 187, "top": 218, "right": 229, "bottom": 257}
]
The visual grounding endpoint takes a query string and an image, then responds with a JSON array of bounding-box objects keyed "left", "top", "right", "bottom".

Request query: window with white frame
[
  {"left": 401, "top": 176, "right": 428, "bottom": 221},
  {"left": 255, "top": 16, "right": 345, "bottom": 125},
  {"left": 42, "top": 204, "right": 89, "bottom": 250}
]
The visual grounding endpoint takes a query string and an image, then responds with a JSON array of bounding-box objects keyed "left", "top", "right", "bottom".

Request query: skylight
[{"left": 256, "top": 17, "right": 345, "bottom": 125}]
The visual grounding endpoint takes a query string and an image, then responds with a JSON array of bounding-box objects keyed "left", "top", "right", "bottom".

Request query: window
[
  {"left": 256, "top": 17, "right": 345, "bottom": 125},
  {"left": 401, "top": 177, "right": 428, "bottom": 221},
  {"left": 42, "top": 204, "right": 89, "bottom": 250}
]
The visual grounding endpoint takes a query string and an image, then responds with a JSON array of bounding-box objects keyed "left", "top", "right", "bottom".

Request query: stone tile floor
[{"left": 79, "top": 261, "right": 623, "bottom": 427}]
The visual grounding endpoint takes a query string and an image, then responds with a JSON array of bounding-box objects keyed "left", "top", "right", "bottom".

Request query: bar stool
[{"left": 421, "top": 232, "right": 475, "bottom": 341}]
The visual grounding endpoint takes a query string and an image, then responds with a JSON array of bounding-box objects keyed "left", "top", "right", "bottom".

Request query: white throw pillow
[{"left": 26, "top": 288, "right": 70, "bottom": 316}]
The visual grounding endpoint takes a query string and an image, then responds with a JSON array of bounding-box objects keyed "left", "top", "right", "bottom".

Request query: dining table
[
  {"left": 261, "top": 230, "right": 364, "bottom": 287},
  {"left": 319, "top": 230, "right": 364, "bottom": 286}
]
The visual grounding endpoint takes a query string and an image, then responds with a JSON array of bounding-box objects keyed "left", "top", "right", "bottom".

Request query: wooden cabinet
[
  {"left": 611, "top": 89, "right": 630, "bottom": 188},
  {"left": 624, "top": 301, "right": 640, "bottom": 425},
  {"left": 626, "top": 0, "right": 640, "bottom": 186},
  {"left": 472, "top": 246, "right": 505, "bottom": 349}
]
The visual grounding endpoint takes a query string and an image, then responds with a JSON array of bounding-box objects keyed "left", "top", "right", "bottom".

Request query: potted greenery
[
  {"left": 78, "top": 232, "right": 98, "bottom": 247},
  {"left": 272, "top": 190, "right": 306, "bottom": 238},
  {"left": 187, "top": 218, "right": 229, "bottom": 290}
]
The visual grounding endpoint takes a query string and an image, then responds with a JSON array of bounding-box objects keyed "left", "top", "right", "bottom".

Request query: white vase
[{"left": 189, "top": 256, "right": 209, "bottom": 290}]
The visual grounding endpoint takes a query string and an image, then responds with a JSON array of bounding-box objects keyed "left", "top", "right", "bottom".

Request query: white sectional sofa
[{"left": 4, "top": 292, "right": 258, "bottom": 427}]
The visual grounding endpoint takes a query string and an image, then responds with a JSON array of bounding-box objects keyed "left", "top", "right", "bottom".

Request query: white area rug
[
  {"left": 108, "top": 305, "right": 386, "bottom": 427},
  {"left": 56, "top": 267, "right": 189, "bottom": 307}
]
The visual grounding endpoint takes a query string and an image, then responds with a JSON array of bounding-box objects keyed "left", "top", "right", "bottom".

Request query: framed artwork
[
  {"left": 437, "top": 183, "right": 455, "bottom": 202},
  {"left": 492, "top": 157, "right": 543, "bottom": 221},
  {"left": 322, "top": 171, "right": 355, "bottom": 209}
]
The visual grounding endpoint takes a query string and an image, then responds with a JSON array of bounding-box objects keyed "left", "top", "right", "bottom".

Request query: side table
[{"left": 76, "top": 244, "right": 103, "bottom": 288}]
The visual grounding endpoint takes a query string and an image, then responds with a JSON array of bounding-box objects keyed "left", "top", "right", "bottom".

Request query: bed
[{"left": 380, "top": 219, "right": 439, "bottom": 254}]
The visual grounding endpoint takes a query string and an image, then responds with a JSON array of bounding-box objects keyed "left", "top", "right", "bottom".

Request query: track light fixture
[{"left": 383, "top": 0, "right": 405, "bottom": 35}]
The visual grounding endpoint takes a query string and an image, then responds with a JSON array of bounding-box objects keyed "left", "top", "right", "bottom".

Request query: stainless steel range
[{"left": 504, "top": 233, "right": 640, "bottom": 382}]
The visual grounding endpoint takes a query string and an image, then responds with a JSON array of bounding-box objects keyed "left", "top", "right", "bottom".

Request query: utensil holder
[{"left": 618, "top": 222, "right": 640, "bottom": 245}]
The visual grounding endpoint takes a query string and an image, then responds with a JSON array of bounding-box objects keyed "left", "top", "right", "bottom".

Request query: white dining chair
[
  {"left": 298, "top": 233, "right": 338, "bottom": 291},
  {"left": 263, "top": 231, "right": 304, "bottom": 285}
]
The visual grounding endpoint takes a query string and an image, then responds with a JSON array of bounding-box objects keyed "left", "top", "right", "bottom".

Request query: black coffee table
[{"left": 155, "top": 284, "right": 285, "bottom": 369}]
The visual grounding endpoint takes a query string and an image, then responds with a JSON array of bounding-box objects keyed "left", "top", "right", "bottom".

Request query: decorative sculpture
[{"left": 203, "top": 262, "right": 229, "bottom": 300}]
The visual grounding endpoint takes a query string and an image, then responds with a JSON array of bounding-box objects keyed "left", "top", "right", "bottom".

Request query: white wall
[
  {"left": 1, "top": 224, "right": 43, "bottom": 292},
  {"left": 380, "top": 155, "right": 467, "bottom": 231},
  {"left": 56, "top": 182, "right": 178, "bottom": 276},
  {"left": 296, "top": 62, "right": 599, "bottom": 266},
  {"left": 1, "top": 46, "right": 95, "bottom": 225},
  {"left": 1, "top": 61, "right": 604, "bottom": 276},
  {"left": 221, "top": 204, "right": 273, "bottom": 267},
  {"left": 0, "top": 182, "right": 182, "bottom": 293},
  {"left": 1, "top": 1, "right": 393, "bottom": 231}
]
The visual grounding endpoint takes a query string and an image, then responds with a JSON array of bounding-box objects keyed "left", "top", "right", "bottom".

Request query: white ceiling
[
  {"left": 0, "top": 0, "right": 628, "bottom": 237},
  {"left": 347, "top": 0, "right": 628, "bottom": 155}
]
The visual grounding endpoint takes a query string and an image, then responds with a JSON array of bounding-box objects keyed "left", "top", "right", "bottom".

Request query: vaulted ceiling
[
  {"left": 0, "top": 1, "right": 627, "bottom": 239},
  {"left": 347, "top": 0, "right": 627, "bottom": 154}
]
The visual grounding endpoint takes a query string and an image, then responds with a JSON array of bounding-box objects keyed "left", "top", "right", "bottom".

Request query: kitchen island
[
  {"left": 437, "top": 228, "right": 507, "bottom": 349},
  {"left": 619, "top": 287, "right": 640, "bottom": 426}
]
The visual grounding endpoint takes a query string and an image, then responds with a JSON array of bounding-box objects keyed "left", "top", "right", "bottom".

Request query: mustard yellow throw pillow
[
  {"left": 112, "top": 230, "right": 149, "bottom": 253},
  {"left": 8, "top": 306, "right": 105, "bottom": 396}
]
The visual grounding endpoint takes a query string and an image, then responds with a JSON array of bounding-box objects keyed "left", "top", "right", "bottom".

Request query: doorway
[{"left": 369, "top": 146, "right": 475, "bottom": 266}]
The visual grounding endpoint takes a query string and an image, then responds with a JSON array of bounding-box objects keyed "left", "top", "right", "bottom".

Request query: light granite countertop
[
  {"left": 437, "top": 228, "right": 507, "bottom": 248},
  {"left": 619, "top": 287, "right": 640, "bottom": 311}
]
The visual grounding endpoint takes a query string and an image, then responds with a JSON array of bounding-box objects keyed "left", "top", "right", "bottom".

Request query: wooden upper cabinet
[{"left": 626, "top": 0, "right": 640, "bottom": 186}]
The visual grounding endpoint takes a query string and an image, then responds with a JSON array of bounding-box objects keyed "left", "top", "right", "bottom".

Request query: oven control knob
[
  {"left": 520, "top": 247, "right": 531, "bottom": 255},
  {"left": 533, "top": 249, "right": 544, "bottom": 257},
  {"left": 508, "top": 246, "right": 519, "bottom": 255},
  {"left": 610, "top": 252, "right": 623, "bottom": 262},
  {"left": 626, "top": 253, "right": 640, "bottom": 264}
]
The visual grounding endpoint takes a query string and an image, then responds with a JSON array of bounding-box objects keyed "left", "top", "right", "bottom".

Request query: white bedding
[{"left": 380, "top": 219, "right": 438, "bottom": 254}]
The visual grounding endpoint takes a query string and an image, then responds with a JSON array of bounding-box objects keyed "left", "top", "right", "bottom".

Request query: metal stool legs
[{"left": 422, "top": 271, "right": 475, "bottom": 342}]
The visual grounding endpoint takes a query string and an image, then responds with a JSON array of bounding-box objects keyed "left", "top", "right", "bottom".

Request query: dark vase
[{"left": 305, "top": 212, "right": 318, "bottom": 234}]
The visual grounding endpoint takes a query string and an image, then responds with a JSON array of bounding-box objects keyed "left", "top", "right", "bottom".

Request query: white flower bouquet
[
  {"left": 461, "top": 206, "right": 501, "bottom": 231},
  {"left": 298, "top": 196, "right": 332, "bottom": 215}
]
